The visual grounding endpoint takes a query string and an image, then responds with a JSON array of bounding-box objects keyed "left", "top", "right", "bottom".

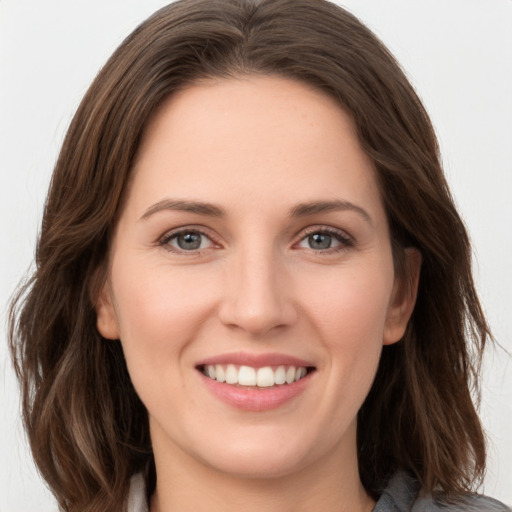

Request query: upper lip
[{"left": 196, "top": 351, "right": 315, "bottom": 369}]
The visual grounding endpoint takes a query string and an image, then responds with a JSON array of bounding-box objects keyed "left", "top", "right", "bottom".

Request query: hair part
[{"left": 9, "top": 0, "right": 491, "bottom": 509}]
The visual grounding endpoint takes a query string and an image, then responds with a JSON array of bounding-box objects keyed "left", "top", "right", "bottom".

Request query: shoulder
[
  {"left": 414, "top": 493, "right": 511, "bottom": 512},
  {"left": 374, "top": 471, "right": 511, "bottom": 512}
]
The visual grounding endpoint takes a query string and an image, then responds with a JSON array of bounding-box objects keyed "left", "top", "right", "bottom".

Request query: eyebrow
[
  {"left": 139, "top": 199, "right": 226, "bottom": 220},
  {"left": 139, "top": 198, "right": 372, "bottom": 225},
  {"left": 289, "top": 200, "right": 373, "bottom": 225}
]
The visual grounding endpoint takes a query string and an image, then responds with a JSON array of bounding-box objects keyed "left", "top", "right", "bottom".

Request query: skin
[{"left": 96, "top": 75, "right": 420, "bottom": 512}]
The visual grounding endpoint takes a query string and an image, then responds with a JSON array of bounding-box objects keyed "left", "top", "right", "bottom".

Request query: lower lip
[{"left": 199, "top": 371, "right": 313, "bottom": 412}]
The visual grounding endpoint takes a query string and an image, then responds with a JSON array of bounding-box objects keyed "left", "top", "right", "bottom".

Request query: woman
[{"left": 8, "top": 0, "right": 510, "bottom": 511}]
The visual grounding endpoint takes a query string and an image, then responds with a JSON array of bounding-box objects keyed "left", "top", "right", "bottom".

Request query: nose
[{"left": 218, "top": 245, "right": 298, "bottom": 337}]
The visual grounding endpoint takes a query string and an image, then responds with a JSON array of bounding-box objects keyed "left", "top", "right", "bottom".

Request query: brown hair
[{"left": 9, "top": 0, "right": 491, "bottom": 510}]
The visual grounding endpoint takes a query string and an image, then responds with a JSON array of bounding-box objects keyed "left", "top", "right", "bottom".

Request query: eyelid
[
  {"left": 156, "top": 224, "right": 354, "bottom": 254},
  {"left": 158, "top": 225, "right": 222, "bottom": 253},
  {"left": 293, "top": 225, "right": 355, "bottom": 251}
]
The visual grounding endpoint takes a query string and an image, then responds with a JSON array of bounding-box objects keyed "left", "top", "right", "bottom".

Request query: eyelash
[
  {"left": 296, "top": 226, "right": 354, "bottom": 254},
  {"left": 158, "top": 227, "right": 218, "bottom": 254},
  {"left": 158, "top": 226, "right": 354, "bottom": 254}
]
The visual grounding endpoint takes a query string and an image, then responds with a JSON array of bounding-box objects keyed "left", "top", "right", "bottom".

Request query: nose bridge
[{"left": 219, "top": 237, "right": 296, "bottom": 335}]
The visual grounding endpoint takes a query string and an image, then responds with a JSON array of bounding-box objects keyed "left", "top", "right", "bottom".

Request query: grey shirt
[
  {"left": 127, "top": 471, "right": 510, "bottom": 512},
  {"left": 374, "top": 472, "right": 510, "bottom": 512}
]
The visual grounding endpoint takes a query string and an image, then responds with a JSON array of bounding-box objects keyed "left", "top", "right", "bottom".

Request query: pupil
[
  {"left": 309, "top": 233, "right": 331, "bottom": 250},
  {"left": 178, "top": 232, "right": 201, "bottom": 250}
]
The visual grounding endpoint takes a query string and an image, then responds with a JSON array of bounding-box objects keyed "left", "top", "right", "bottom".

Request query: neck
[{"left": 149, "top": 421, "right": 375, "bottom": 512}]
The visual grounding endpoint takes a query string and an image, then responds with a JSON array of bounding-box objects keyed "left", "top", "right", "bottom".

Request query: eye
[
  {"left": 160, "top": 229, "right": 214, "bottom": 252},
  {"left": 297, "top": 228, "right": 353, "bottom": 252}
]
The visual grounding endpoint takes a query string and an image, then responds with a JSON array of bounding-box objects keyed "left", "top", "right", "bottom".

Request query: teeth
[
  {"left": 225, "top": 364, "right": 238, "bottom": 384},
  {"left": 238, "top": 366, "right": 256, "bottom": 386},
  {"left": 295, "top": 367, "right": 307, "bottom": 381},
  {"left": 216, "top": 365, "right": 226, "bottom": 383},
  {"left": 274, "top": 365, "right": 286, "bottom": 385},
  {"left": 256, "top": 367, "right": 274, "bottom": 387},
  {"left": 203, "top": 364, "right": 310, "bottom": 387}
]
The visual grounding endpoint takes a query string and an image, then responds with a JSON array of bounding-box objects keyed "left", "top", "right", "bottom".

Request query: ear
[
  {"left": 94, "top": 281, "right": 120, "bottom": 340},
  {"left": 383, "top": 248, "right": 421, "bottom": 345}
]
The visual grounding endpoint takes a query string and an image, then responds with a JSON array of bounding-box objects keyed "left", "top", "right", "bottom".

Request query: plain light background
[{"left": 1, "top": 1, "right": 511, "bottom": 510}]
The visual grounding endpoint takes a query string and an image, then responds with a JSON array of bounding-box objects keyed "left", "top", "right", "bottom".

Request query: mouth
[
  {"left": 195, "top": 352, "right": 317, "bottom": 411},
  {"left": 197, "top": 363, "right": 316, "bottom": 389}
]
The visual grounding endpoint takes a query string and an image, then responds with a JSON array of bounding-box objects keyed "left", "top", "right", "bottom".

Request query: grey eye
[
  {"left": 307, "top": 233, "right": 333, "bottom": 250},
  {"left": 170, "top": 231, "right": 209, "bottom": 251},
  {"left": 297, "top": 229, "right": 351, "bottom": 252}
]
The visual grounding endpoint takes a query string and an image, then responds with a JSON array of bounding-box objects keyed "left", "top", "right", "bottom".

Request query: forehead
[{"left": 128, "top": 75, "right": 384, "bottom": 222}]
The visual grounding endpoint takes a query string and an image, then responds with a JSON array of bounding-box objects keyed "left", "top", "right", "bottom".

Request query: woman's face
[{"left": 96, "top": 76, "right": 417, "bottom": 479}]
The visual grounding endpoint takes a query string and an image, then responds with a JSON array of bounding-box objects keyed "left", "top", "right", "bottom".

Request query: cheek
[
  {"left": 301, "top": 262, "right": 392, "bottom": 342},
  {"left": 297, "top": 260, "right": 393, "bottom": 398},
  {"left": 109, "top": 263, "right": 225, "bottom": 427},
  {"left": 110, "top": 260, "right": 221, "bottom": 381},
  {"left": 113, "top": 258, "right": 215, "bottom": 329}
]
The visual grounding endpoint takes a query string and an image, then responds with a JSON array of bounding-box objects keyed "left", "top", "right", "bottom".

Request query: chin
[
  {"left": 186, "top": 424, "right": 327, "bottom": 480},
  {"left": 202, "top": 447, "right": 309, "bottom": 480}
]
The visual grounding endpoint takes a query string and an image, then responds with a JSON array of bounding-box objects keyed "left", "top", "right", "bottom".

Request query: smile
[
  {"left": 200, "top": 364, "right": 310, "bottom": 388},
  {"left": 196, "top": 353, "right": 316, "bottom": 411}
]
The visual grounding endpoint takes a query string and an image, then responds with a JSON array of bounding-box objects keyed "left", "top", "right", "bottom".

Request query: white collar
[{"left": 127, "top": 473, "right": 149, "bottom": 512}]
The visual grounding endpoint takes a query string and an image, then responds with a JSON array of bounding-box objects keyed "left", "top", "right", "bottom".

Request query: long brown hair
[{"left": 9, "top": 0, "right": 491, "bottom": 510}]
